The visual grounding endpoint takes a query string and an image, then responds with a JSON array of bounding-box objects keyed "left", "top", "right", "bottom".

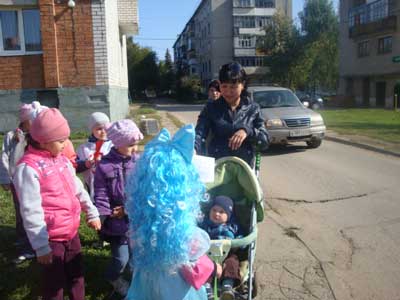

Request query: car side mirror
[{"left": 303, "top": 101, "right": 310, "bottom": 108}]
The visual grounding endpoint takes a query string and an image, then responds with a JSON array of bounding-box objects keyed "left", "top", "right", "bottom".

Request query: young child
[
  {"left": 13, "top": 108, "right": 101, "bottom": 300},
  {"left": 76, "top": 112, "right": 112, "bottom": 195},
  {"left": 93, "top": 119, "right": 143, "bottom": 298},
  {"left": 0, "top": 103, "right": 36, "bottom": 263},
  {"left": 125, "top": 124, "right": 221, "bottom": 300},
  {"left": 200, "top": 195, "right": 242, "bottom": 300}
]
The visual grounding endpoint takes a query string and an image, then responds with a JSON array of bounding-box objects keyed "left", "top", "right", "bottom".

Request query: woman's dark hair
[
  {"left": 208, "top": 79, "right": 220, "bottom": 92},
  {"left": 219, "top": 62, "right": 247, "bottom": 84}
]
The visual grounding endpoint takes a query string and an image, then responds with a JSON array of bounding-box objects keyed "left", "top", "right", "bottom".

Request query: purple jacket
[{"left": 94, "top": 148, "right": 138, "bottom": 238}]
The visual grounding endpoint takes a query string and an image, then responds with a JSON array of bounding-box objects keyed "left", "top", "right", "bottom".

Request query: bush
[{"left": 176, "top": 75, "right": 202, "bottom": 102}]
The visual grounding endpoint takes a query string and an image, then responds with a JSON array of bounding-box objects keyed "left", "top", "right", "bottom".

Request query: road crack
[
  {"left": 268, "top": 215, "right": 338, "bottom": 300},
  {"left": 270, "top": 193, "right": 368, "bottom": 204}
]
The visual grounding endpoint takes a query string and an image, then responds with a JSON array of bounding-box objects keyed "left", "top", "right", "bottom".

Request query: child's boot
[{"left": 220, "top": 279, "right": 235, "bottom": 300}]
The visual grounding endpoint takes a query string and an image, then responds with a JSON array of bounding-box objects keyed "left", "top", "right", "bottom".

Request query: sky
[{"left": 135, "top": 0, "right": 339, "bottom": 60}]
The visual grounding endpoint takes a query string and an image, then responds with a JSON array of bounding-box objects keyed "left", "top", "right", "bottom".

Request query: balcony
[{"left": 348, "top": 0, "right": 397, "bottom": 38}]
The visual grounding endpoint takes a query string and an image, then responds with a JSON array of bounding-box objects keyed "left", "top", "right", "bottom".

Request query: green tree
[
  {"left": 257, "top": 11, "right": 303, "bottom": 88},
  {"left": 257, "top": 1, "right": 339, "bottom": 91},
  {"left": 127, "top": 39, "right": 160, "bottom": 98},
  {"left": 299, "top": 0, "right": 339, "bottom": 91},
  {"left": 176, "top": 75, "right": 201, "bottom": 102},
  {"left": 299, "top": 0, "right": 338, "bottom": 41},
  {"left": 159, "top": 49, "right": 175, "bottom": 94}
]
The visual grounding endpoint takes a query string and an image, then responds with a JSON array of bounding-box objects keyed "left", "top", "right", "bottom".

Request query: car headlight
[
  {"left": 266, "top": 119, "right": 283, "bottom": 128},
  {"left": 311, "top": 114, "right": 324, "bottom": 125}
]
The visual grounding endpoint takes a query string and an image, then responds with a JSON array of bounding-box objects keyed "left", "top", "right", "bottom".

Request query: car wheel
[{"left": 306, "top": 138, "right": 322, "bottom": 148}]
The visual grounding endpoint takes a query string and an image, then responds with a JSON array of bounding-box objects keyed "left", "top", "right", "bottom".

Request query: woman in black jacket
[{"left": 195, "top": 62, "right": 269, "bottom": 167}]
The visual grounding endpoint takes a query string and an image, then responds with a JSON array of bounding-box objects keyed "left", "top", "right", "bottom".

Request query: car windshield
[{"left": 253, "top": 90, "right": 302, "bottom": 108}]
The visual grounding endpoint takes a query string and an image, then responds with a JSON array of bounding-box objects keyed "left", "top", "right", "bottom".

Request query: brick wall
[
  {"left": 39, "top": 0, "right": 96, "bottom": 88},
  {"left": 0, "top": 55, "right": 44, "bottom": 90}
]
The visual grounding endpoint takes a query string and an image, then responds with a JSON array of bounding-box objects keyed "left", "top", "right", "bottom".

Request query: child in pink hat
[
  {"left": 93, "top": 119, "right": 143, "bottom": 297},
  {"left": 13, "top": 108, "right": 101, "bottom": 300}
]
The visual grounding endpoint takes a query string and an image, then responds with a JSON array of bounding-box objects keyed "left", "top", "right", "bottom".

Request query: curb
[{"left": 325, "top": 135, "right": 400, "bottom": 158}]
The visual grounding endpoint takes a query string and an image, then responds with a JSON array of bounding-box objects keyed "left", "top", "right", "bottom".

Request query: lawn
[{"left": 320, "top": 109, "right": 400, "bottom": 144}]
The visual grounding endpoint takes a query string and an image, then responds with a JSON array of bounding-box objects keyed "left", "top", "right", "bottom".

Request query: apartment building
[
  {"left": 173, "top": 0, "right": 292, "bottom": 88},
  {"left": 0, "top": 0, "right": 138, "bottom": 131},
  {"left": 338, "top": 0, "right": 400, "bottom": 107}
]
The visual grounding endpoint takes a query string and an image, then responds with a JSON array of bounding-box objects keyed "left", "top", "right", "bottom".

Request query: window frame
[
  {"left": 0, "top": 8, "right": 42, "bottom": 56},
  {"left": 357, "top": 40, "right": 369, "bottom": 58},
  {"left": 377, "top": 36, "right": 392, "bottom": 55}
]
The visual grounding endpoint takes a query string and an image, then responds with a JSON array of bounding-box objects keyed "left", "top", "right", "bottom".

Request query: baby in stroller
[{"left": 200, "top": 195, "right": 242, "bottom": 300}]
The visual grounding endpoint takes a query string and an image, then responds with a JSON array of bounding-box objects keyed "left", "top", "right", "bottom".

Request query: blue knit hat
[{"left": 212, "top": 195, "right": 234, "bottom": 220}]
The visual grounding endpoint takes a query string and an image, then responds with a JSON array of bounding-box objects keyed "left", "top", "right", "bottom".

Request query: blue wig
[{"left": 125, "top": 124, "right": 206, "bottom": 272}]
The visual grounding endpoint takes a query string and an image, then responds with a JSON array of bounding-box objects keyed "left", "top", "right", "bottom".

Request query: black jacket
[{"left": 195, "top": 96, "right": 269, "bottom": 166}]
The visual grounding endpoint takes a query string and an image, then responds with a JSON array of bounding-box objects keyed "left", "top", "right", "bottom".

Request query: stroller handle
[{"left": 231, "top": 227, "right": 258, "bottom": 248}]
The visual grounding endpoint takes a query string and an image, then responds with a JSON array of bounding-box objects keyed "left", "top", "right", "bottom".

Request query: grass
[
  {"left": 320, "top": 109, "right": 400, "bottom": 144},
  {"left": 129, "top": 103, "right": 161, "bottom": 125},
  {"left": 0, "top": 188, "right": 120, "bottom": 300},
  {"left": 166, "top": 112, "right": 185, "bottom": 128}
]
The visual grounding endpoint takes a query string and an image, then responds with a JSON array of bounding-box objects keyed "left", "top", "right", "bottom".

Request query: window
[
  {"left": 358, "top": 40, "right": 369, "bottom": 57},
  {"left": 234, "top": 16, "right": 256, "bottom": 28},
  {"left": 255, "top": 0, "right": 275, "bottom": 8},
  {"left": 256, "top": 16, "right": 272, "bottom": 28},
  {"left": 377, "top": 36, "right": 392, "bottom": 54},
  {"left": 0, "top": 9, "right": 41, "bottom": 55},
  {"left": 233, "top": 0, "right": 253, "bottom": 8}
]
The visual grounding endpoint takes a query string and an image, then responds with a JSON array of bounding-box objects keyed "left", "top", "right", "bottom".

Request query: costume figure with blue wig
[{"left": 125, "top": 125, "right": 219, "bottom": 300}]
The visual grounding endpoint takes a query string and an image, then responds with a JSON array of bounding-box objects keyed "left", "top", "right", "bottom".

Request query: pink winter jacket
[{"left": 19, "top": 147, "right": 82, "bottom": 241}]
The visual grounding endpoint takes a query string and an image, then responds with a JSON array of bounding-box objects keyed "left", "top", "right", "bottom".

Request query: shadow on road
[{"left": 262, "top": 144, "right": 308, "bottom": 156}]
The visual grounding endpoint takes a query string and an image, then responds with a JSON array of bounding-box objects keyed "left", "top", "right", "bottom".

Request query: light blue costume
[{"left": 125, "top": 125, "right": 210, "bottom": 300}]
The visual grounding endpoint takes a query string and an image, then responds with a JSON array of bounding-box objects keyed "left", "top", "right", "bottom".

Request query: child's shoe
[
  {"left": 220, "top": 282, "right": 235, "bottom": 300},
  {"left": 110, "top": 277, "right": 129, "bottom": 297}
]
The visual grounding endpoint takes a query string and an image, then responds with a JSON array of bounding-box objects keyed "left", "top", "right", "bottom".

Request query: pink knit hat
[
  {"left": 106, "top": 119, "right": 143, "bottom": 148},
  {"left": 30, "top": 108, "right": 71, "bottom": 143},
  {"left": 19, "top": 101, "right": 49, "bottom": 122}
]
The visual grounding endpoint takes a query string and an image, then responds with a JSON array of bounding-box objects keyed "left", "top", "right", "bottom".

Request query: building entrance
[
  {"left": 376, "top": 82, "right": 386, "bottom": 107},
  {"left": 394, "top": 82, "right": 400, "bottom": 109}
]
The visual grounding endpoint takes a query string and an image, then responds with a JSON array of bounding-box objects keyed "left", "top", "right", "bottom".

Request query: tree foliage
[
  {"left": 257, "top": 0, "right": 339, "bottom": 91},
  {"left": 159, "top": 49, "right": 176, "bottom": 94},
  {"left": 127, "top": 39, "right": 160, "bottom": 97}
]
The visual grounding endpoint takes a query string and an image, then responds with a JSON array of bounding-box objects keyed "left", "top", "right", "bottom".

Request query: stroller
[{"left": 204, "top": 156, "right": 264, "bottom": 300}]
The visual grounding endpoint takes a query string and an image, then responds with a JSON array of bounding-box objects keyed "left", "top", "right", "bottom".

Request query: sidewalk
[{"left": 325, "top": 130, "right": 400, "bottom": 158}]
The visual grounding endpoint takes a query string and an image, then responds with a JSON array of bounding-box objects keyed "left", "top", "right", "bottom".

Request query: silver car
[{"left": 248, "top": 86, "right": 326, "bottom": 148}]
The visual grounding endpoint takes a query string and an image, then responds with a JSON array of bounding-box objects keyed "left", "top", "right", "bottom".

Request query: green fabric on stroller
[{"left": 204, "top": 156, "right": 264, "bottom": 299}]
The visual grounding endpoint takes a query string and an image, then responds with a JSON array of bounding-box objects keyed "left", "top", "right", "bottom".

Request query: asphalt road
[{"left": 155, "top": 102, "right": 400, "bottom": 300}]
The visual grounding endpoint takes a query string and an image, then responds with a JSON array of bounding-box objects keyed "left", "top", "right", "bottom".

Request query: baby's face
[{"left": 209, "top": 205, "right": 228, "bottom": 224}]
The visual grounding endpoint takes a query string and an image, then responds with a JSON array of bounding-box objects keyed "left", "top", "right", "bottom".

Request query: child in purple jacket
[{"left": 93, "top": 119, "right": 143, "bottom": 298}]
